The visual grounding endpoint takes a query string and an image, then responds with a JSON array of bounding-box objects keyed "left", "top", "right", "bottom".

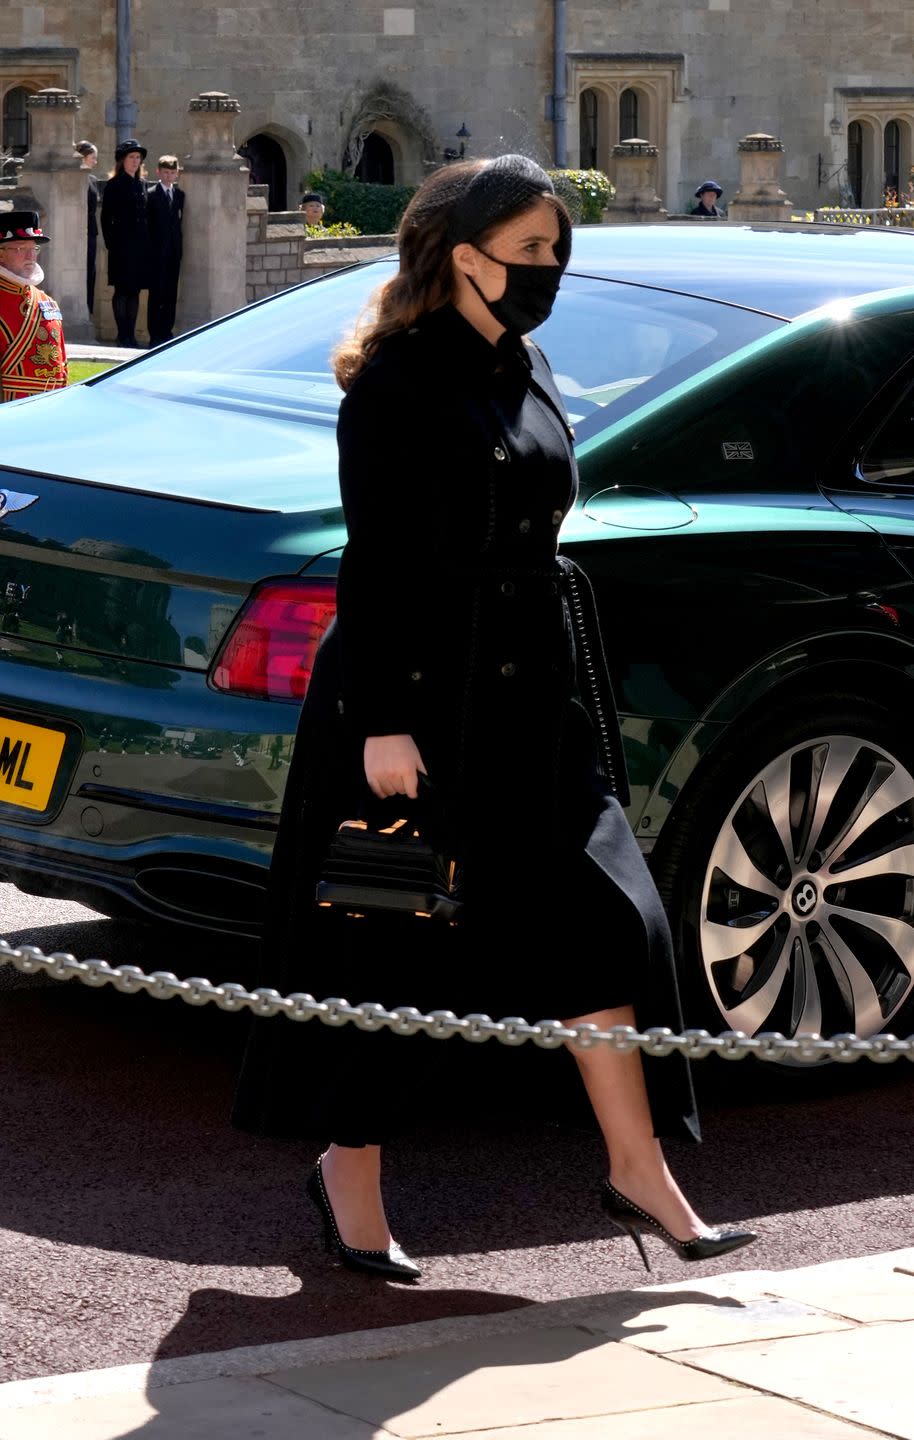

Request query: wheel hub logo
[{"left": 792, "top": 880, "right": 818, "bottom": 916}]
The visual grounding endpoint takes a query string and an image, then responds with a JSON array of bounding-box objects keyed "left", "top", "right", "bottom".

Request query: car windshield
[
  {"left": 97, "top": 262, "right": 782, "bottom": 442},
  {"left": 542, "top": 278, "right": 780, "bottom": 437}
]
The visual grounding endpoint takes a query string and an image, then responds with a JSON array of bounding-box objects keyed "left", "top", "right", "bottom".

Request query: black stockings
[{"left": 112, "top": 290, "right": 140, "bottom": 346}]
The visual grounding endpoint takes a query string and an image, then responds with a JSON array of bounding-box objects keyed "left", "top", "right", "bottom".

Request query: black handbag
[{"left": 316, "top": 780, "right": 463, "bottom": 923}]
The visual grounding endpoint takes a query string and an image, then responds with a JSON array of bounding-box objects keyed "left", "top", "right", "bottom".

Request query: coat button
[
  {"left": 500, "top": 580, "right": 515, "bottom": 596},
  {"left": 494, "top": 444, "right": 507, "bottom": 461},
  {"left": 500, "top": 661, "right": 517, "bottom": 677},
  {"left": 518, "top": 518, "right": 531, "bottom": 534},
  {"left": 551, "top": 509, "right": 564, "bottom": 527},
  {"left": 410, "top": 670, "right": 422, "bottom": 681}
]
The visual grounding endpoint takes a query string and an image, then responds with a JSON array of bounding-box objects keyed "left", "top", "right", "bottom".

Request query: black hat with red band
[{"left": 0, "top": 211, "right": 50, "bottom": 246}]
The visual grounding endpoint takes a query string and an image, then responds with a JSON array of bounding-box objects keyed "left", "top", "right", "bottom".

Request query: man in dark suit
[{"left": 146, "top": 154, "right": 184, "bottom": 347}]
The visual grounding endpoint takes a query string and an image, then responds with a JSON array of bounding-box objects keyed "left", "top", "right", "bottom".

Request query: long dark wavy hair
[{"left": 332, "top": 160, "right": 569, "bottom": 391}]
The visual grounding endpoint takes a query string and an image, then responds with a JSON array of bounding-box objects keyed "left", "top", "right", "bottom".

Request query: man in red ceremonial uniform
[{"left": 0, "top": 210, "right": 67, "bottom": 403}]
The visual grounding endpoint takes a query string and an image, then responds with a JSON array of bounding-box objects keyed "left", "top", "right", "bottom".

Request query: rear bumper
[
  {"left": 0, "top": 658, "right": 292, "bottom": 935},
  {"left": 0, "top": 819, "right": 273, "bottom": 936}
]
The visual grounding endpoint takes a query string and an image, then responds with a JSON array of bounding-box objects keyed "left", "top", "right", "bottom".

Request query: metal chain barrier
[{"left": 3, "top": 935, "right": 914, "bottom": 1064}]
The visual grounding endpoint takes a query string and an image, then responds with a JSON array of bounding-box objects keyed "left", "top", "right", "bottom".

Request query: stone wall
[
  {"left": 4, "top": 3, "right": 914, "bottom": 220},
  {"left": 245, "top": 187, "right": 395, "bottom": 302}
]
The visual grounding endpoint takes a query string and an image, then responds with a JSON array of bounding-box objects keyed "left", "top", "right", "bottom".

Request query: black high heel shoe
[
  {"left": 306, "top": 1156, "right": 422, "bottom": 1281},
  {"left": 601, "top": 1180, "right": 757, "bottom": 1273}
]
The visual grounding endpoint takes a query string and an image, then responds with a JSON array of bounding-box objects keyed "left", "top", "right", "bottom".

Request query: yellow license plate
[{"left": 0, "top": 716, "right": 66, "bottom": 812}]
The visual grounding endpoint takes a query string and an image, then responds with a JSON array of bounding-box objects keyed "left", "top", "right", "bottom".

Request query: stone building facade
[{"left": 2, "top": 3, "right": 913, "bottom": 216}]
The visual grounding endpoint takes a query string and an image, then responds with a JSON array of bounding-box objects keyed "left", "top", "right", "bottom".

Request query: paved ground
[
  {"left": 2, "top": 888, "right": 913, "bottom": 1387},
  {"left": 67, "top": 344, "right": 144, "bottom": 363},
  {"left": 1, "top": 1250, "right": 913, "bottom": 1437}
]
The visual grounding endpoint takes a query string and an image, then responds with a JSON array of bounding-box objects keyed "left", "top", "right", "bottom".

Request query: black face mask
[{"left": 468, "top": 250, "right": 564, "bottom": 334}]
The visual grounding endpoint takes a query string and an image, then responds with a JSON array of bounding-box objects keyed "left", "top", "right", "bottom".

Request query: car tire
[{"left": 652, "top": 687, "right": 914, "bottom": 1051}]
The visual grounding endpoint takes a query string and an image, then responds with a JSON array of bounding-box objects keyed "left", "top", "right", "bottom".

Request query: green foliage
[
  {"left": 548, "top": 168, "right": 614, "bottom": 223},
  {"left": 305, "top": 169, "right": 414, "bottom": 235},
  {"left": 68, "top": 361, "right": 113, "bottom": 384},
  {"left": 304, "top": 221, "right": 361, "bottom": 238}
]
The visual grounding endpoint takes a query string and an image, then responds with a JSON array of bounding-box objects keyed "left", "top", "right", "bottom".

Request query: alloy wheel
[{"left": 700, "top": 734, "right": 914, "bottom": 1044}]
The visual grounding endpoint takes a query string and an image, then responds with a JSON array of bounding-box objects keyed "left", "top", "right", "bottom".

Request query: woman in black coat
[
  {"left": 100, "top": 138, "right": 150, "bottom": 346},
  {"left": 233, "top": 155, "right": 756, "bottom": 1281}
]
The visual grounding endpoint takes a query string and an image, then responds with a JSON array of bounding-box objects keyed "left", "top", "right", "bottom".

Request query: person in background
[
  {"left": 146, "top": 155, "right": 185, "bottom": 347},
  {"left": 691, "top": 180, "right": 724, "bottom": 218},
  {"left": 299, "top": 191, "right": 327, "bottom": 227},
  {"left": 74, "top": 140, "right": 99, "bottom": 315},
  {"left": 0, "top": 210, "right": 67, "bottom": 402},
  {"left": 100, "top": 138, "right": 150, "bottom": 347}
]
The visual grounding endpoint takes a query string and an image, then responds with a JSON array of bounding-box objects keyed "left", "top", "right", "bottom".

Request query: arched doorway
[
  {"left": 355, "top": 132, "right": 395, "bottom": 184},
  {"left": 2, "top": 86, "right": 31, "bottom": 156},
  {"left": 238, "top": 133, "right": 287, "bottom": 210}
]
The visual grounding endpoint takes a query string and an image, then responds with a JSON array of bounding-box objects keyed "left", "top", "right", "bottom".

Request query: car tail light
[{"left": 211, "top": 578, "right": 337, "bottom": 700}]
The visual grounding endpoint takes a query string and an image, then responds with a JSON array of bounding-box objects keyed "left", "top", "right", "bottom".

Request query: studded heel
[
  {"left": 306, "top": 1156, "right": 422, "bottom": 1281},
  {"left": 601, "top": 1180, "right": 757, "bottom": 1273}
]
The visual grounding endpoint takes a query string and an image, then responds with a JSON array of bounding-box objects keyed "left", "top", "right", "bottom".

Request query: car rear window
[{"left": 96, "top": 262, "right": 781, "bottom": 442}]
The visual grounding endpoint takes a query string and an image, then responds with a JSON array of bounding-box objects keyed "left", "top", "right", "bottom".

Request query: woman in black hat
[
  {"left": 100, "top": 139, "right": 150, "bottom": 345},
  {"left": 691, "top": 180, "right": 724, "bottom": 218},
  {"left": 234, "top": 155, "right": 756, "bottom": 1281}
]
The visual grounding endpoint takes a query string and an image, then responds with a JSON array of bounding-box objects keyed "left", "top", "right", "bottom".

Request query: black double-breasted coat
[
  {"left": 146, "top": 183, "right": 184, "bottom": 274},
  {"left": 233, "top": 304, "right": 699, "bottom": 1147},
  {"left": 146, "top": 183, "right": 184, "bottom": 342},
  {"left": 100, "top": 170, "right": 150, "bottom": 292}
]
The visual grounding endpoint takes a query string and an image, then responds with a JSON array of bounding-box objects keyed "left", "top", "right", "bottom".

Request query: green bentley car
[{"left": 3, "top": 222, "right": 914, "bottom": 1046}]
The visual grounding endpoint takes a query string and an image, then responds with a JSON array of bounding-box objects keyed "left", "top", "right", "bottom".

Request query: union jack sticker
[{"left": 722, "top": 441, "right": 754, "bottom": 461}]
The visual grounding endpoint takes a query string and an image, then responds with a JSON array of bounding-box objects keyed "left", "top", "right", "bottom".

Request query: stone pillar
[
  {"left": 15, "top": 89, "right": 93, "bottom": 340},
  {"left": 727, "top": 133, "right": 794, "bottom": 222},
  {"left": 179, "top": 92, "right": 250, "bottom": 333},
  {"left": 603, "top": 140, "right": 667, "bottom": 223}
]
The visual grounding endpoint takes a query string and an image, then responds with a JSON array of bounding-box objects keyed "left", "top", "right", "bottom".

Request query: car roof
[{"left": 566, "top": 222, "right": 914, "bottom": 318}]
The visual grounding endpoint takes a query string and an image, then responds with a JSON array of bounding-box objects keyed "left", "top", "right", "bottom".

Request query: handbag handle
[{"left": 355, "top": 773, "right": 449, "bottom": 850}]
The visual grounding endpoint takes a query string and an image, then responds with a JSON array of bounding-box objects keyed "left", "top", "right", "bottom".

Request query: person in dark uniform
[
  {"left": 691, "top": 180, "right": 724, "bottom": 217},
  {"left": 74, "top": 141, "right": 99, "bottom": 315},
  {"left": 233, "top": 155, "right": 756, "bottom": 1282},
  {"left": 146, "top": 155, "right": 185, "bottom": 347},
  {"left": 100, "top": 138, "right": 150, "bottom": 346}
]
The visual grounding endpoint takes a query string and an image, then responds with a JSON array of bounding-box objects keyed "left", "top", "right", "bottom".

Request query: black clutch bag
[{"left": 316, "top": 781, "right": 463, "bottom": 923}]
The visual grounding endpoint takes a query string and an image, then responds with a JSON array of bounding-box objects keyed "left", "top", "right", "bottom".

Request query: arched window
[
  {"left": 848, "top": 121, "right": 863, "bottom": 206},
  {"left": 579, "top": 89, "right": 598, "bottom": 168},
  {"left": 2, "top": 86, "right": 31, "bottom": 156},
  {"left": 354, "top": 132, "right": 395, "bottom": 184},
  {"left": 619, "top": 88, "right": 640, "bottom": 142},
  {"left": 884, "top": 118, "right": 901, "bottom": 198}
]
